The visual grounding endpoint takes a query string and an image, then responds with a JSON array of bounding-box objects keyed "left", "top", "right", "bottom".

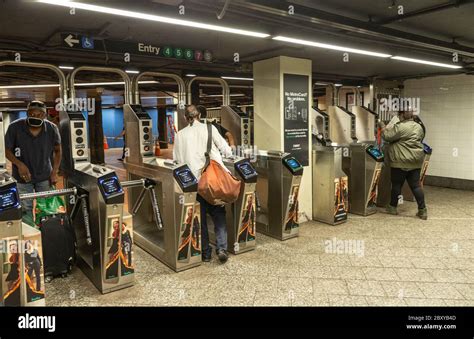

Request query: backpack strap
[{"left": 204, "top": 122, "right": 212, "bottom": 169}]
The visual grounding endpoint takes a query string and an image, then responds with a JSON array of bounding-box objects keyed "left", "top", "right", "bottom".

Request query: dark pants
[
  {"left": 196, "top": 194, "right": 227, "bottom": 257},
  {"left": 390, "top": 167, "right": 426, "bottom": 209},
  {"left": 27, "top": 261, "right": 42, "bottom": 291}
]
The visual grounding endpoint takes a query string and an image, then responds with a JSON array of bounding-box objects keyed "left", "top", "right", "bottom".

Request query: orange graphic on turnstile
[
  {"left": 367, "top": 168, "right": 382, "bottom": 208},
  {"left": 177, "top": 206, "right": 194, "bottom": 261},
  {"left": 334, "top": 177, "right": 348, "bottom": 222},
  {"left": 238, "top": 193, "right": 256, "bottom": 243},
  {"left": 285, "top": 185, "right": 300, "bottom": 231}
]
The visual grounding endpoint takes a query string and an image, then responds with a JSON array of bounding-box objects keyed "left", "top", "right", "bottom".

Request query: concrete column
[{"left": 253, "top": 56, "right": 313, "bottom": 221}]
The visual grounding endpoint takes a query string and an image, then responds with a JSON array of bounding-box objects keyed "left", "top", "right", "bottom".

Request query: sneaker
[
  {"left": 385, "top": 205, "right": 398, "bottom": 215},
  {"left": 217, "top": 249, "right": 228, "bottom": 263},
  {"left": 202, "top": 254, "right": 211, "bottom": 262},
  {"left": 117, "top": 158, "right": 124, "bottom": 162},
  {"left": 417, "top": 208, "right": 428, "bottom": 220}
]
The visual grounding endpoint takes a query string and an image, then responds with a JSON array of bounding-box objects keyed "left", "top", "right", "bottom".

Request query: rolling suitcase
[{"left": 37, "top": 213, "right": 76, "bottom": 282}]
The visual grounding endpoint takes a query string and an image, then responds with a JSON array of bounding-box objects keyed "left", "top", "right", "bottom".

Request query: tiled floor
[{"left": 46, "top": 178, "right": 474, "bottom": 307}]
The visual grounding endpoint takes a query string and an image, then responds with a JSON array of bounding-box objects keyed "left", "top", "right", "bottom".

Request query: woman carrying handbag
[{"left": 173, "top": 105, "right": 236, "bottom": 263}]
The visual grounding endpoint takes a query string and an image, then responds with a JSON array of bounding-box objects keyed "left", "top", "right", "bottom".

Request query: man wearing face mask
[{"left": 5, "top": 101, "right": 62, "bottom": 223}]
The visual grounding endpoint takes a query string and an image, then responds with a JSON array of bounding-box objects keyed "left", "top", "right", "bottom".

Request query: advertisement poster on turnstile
[
  {"left": 120, "top": 214, "right": 134, "bottom": 276},
  {"left": 284, "top": 185, "right": 300, "bottom": 232},
  {"left": 191, "top": 207, "right": 201, "bottom": 257},
  {"left": 104, "top": 215, "right": 121, "bottom": 282},
  {"left": 178, "top": 204, "right": 195, "bottom": 262},
  {"left": 23, "top": 233, "right": 45, "bottom": 304},
  {"left": 367, "top": 168, "right": 382, "bottom": 208},
  {"left": 334, "top": 177, "right": 349, "bottom": 223},
  {"left": 2, "top": 237, "right": 21, "bottom": 306},
  {"left": 238, "top": 192, "right": 256, "bottom": 243},
  {"left": 283, "top": 74, "right": 309, "bottom": 166}
]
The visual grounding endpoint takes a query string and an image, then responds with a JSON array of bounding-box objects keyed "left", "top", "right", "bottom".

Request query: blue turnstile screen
[
  {"left": 235, "top": 160, "right": 258, "bottom": 183},
  {"left": 365, "top": 146, "right": 384, "bottom": 162},
  {"left": 0, "top": 187, "right": 20, "bottom": 211},
  {"left": 174, "top": 166, "right": 198, "bottom": 192},
  {"left": 99, "top": 176, "right": 123, "bottom": 196}
]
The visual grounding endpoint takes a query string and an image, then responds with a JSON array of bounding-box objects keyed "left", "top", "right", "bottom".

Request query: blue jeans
[
  {"left": 17, "top": 180, "right": 51, "bottom": 224},
  {"left": 196, "top": 194, "right": 227, "bottom": 256}
]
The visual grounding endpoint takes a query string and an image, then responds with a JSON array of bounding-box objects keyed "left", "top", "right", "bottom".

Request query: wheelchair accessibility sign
[{"left": 81, "top": 36, "right": 94, "bottom": 49}]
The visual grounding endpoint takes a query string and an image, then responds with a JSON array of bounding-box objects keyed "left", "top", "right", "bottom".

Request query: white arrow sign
[{"left": 64, "top": 34, "right": 79, "bottom": 47}]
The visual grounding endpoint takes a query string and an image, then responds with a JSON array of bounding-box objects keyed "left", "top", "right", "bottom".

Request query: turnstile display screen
[
  {"left": 99, "top": 176, "right": 123, "bottom": 196},
  {"left": 235, "top": 160, "right": 258, "bottom": 183},
  {"left": 130, "top": 105, "right": 151, "bottom": 119},
  {"left": 174, "top": 166, "right": 198, "bottom": 192},
  {"left": 282, "top": 156, "right": 304, "bottom": 175},
  {"left": 365, "top": 146, "right": 384, "bottom": 162},
  {"left": 0, "top": 187, "right": 19, "bottom": 211}
]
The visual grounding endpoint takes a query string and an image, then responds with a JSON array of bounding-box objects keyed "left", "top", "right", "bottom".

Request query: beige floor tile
[
  {"left": 346, "top": 280, "right": 386, "bottom": 297},
  {"left": 319, "top": 254, "right": 352, "bottom": 267},
  {"left": 329, "top": 266, "right": 366, "bottom": 280},
  {"left": 416, "top": 282, "right": 465, "bottom": 300},
  {"left": 363, "top": 267, "right": 400, "bottom": 281},
  {"left": 453, "top": 284, "right": 474, "bottom": 300},
  {"left": 380, "top": 281, "right": 425, "bottom": 298},
  {"left": 278, "top": 277, "right": 313, "bottom": 294},
  {"left": 430, "top": 269, "right": 471, "bottom": 283},
  {"left": 313, "top": 279, "right": 349, "bottom": 295},
  {"left": 405, "top": 298, "right": 447, "bottom": 306},
  {"left": 394, "top": 268, "right": 435, "bottom": 282},
  {"left": 410, "top": 257, "right": 447, "bottom": 269},
  {"left": 349, "top": 255, "right": 384, "bottom": 267},
  {"left": 378, "top": 256, "right": 414, "bottom": 268}
]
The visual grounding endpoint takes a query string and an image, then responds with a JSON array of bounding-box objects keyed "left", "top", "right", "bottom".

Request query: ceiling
[{"left": 0, "top": 0, "right": 473, "bottom": 105}]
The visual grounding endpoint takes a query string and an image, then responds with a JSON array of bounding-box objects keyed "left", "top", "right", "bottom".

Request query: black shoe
[
  {"left": 217, "top": 249, "right": 228, "bottom": 263},
  {"left": 202, "top": 254, "right": 211, "bottom": 262},
  {"left": 117, "top": 158, "right": 124, "bottom": 162}
]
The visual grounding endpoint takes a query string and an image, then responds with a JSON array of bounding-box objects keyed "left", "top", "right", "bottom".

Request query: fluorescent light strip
[
  {"left": 221, "top": 76, "right": 254, "bottom": 81},
  {"left": 0, "top": 84, "right": 59, "bottom": 89},
  {"left": 141, "top": 96, "right": 175, "bottom": 99},
  {"left": 59, "top": 65, "right": 74, "bottom": 70},
  {"left": 391, "top": 56, "right": 462, "bottom": 69},
  {"left": 201, "top": 94, "right": 245, "bottom": 97},
  {"left": 186, "top": 74, "right": 197, "bottom": 77},
  {"left": 0, "top": 80, "right": 158, "bottom": 89},
  {"left": 273, "top": 36, "right": 392, "bottom": 58},
  {"left": 125, "top": 70, "right": 140, "bottom": 74},
  {"left": 38, "top": 0, "right": 270, "bottom": 38},
  {"left": 0, "top": 101, "right": 25, "bottom": 104}
]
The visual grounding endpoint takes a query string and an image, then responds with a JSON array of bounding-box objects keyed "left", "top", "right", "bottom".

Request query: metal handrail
[
  {"left": 69, "top": 66, "right": 132, "bottom": 104},
  {"left": 0, "top": 61, "right": 68, "bottom": 103},
  {"left": 133, "top": 71, "right": 186, "bottom": 106},
  {"left": 186, "top": 76, "right": 230, "bottom": 106}
]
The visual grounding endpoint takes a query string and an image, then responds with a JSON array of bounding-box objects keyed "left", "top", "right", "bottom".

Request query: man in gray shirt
[{"left": 5, "top": 101, "right": 62, "bottom": 223}]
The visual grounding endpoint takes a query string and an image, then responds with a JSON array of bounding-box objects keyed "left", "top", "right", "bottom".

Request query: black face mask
[{"left": 27, "top": 117, "right": 44, "bottom": 127}]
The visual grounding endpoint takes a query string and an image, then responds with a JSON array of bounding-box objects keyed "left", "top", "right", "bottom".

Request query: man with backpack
[{"left": 173, "top": 105, "right": 233, "bottom": 263}]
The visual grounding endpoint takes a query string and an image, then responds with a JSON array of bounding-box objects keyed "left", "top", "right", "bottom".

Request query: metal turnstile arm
[
  {"left": 19, "top": 187, "right": 77, "bottom": 201},
  {"left": 70, "top": 194, "right": 92, "bottom": 246},
  {"left": 128, "top": 178, "right": 163, "bottom": 230}
]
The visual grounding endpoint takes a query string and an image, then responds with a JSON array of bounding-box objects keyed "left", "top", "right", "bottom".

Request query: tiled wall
[{"left": 404, "top": 74, "right": 474, "bottom": 180}]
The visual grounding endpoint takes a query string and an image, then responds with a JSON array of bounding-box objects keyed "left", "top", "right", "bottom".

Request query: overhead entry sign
[{"left": 61, "top": 33, "right": 212, "bottom": 62}]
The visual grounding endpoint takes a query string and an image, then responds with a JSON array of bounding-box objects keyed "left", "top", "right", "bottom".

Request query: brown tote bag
[{"left": 198, "top": 123, "right": 241, "bottom": 205}]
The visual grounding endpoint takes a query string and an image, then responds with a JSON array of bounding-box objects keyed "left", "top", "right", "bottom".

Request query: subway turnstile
[
  {"left": 311, "top": 108, "right": 348, "bottom": 225},
  {"left": 60, "top": 110, "right": 135, "bottom": 293},
  {"left": 312, "top": 146, "right": 348, "bottom": 225},
  {"left": 253, "top": 151, "right": 303, "bottom": 241},
  {"left": 219, "top": 106, "right": 254, "bottom": 147},
  {"left": 344, "top": 144, "right": 384, "bottom": 216},
  {"left": 0, "top": 173, "right": 45, "bottom": 306},
  {"left": 123, "top": 104, "right": 201, "bottom": 272},
  {"left": 208, "top": 156, "right": 258, "bottom": 254}
]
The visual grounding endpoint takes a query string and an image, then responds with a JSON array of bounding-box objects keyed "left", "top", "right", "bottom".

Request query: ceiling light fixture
[
  {"left": 186, "top": 74, "right": 197, "bottom": 77},
  {"left": 221, "top": 76, "right": 254, "bottom": 81},
  {"left": 391, "top": 56, "right": 462, "bottom": 69},
  {"left": 0, "top": 80, "right": 158, "bottom": 89},
  {"left": 273, "top": 36, "right": 392, "bottom": 58},
  {"left": 125, "top": 70, "right": 140, "bottom": 74},
  {"left": 59, "top": 65, "right": 74, "bottom": 70},
  {"left": 38, "top": 0, "right": 270, "bottom": 38}
]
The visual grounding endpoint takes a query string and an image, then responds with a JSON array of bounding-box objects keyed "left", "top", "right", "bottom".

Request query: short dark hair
[{"left": 196, "top": 105, "right": 207, "bottom": 119}]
